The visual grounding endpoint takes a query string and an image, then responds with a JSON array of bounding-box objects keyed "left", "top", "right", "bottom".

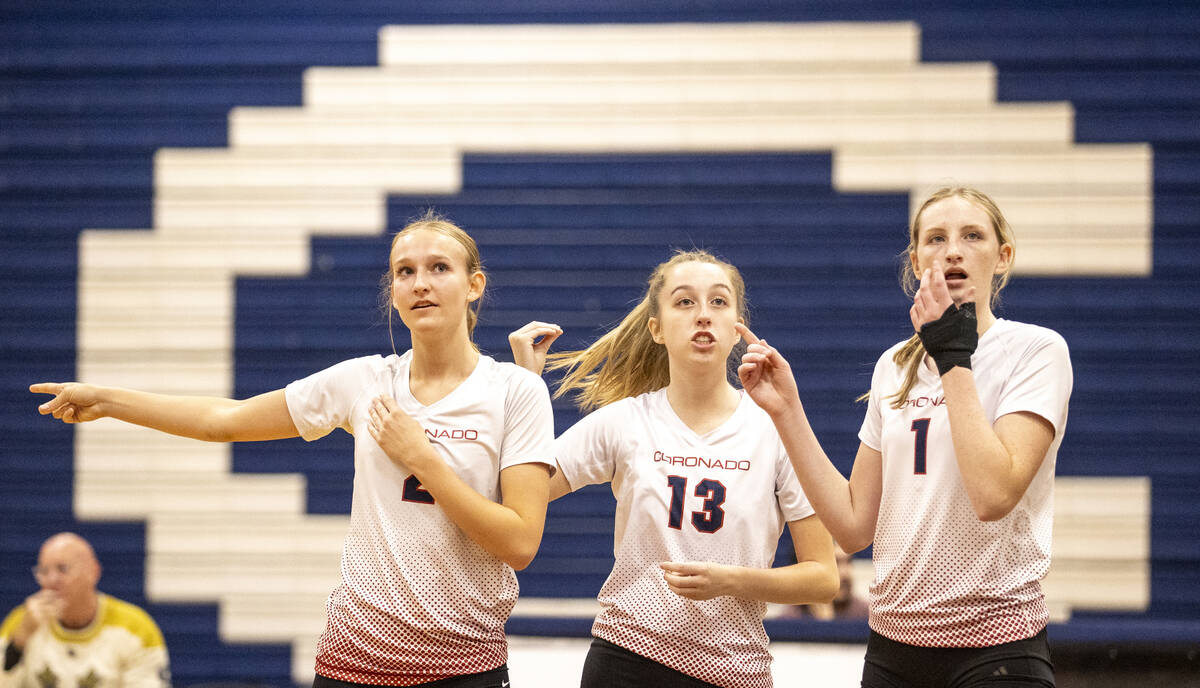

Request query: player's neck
[
  {"left": 664, "top": 363, "right": 740, "bottom": 436},
  {"left": 409, "top": 330, "right": 479, "bottom": 386},
  {"left": 975, "top": 306, "right": 997, "bottom": 335}
]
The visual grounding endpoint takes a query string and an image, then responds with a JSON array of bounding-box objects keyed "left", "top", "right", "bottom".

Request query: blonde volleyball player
[
  {"left": 509, "top": 250, "right": 838, "bottom": 688},
  {"left": 737, "top": 188, "right": 1072, "bottom": 688},
  {"left": 31, "top": 214, "right": 555, "bottom": 688}
]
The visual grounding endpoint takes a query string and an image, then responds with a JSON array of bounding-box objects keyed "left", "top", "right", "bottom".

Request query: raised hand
[
  {"left": 11, "top": 590, "right": 64, "bottom": 648},
  {"left": 910, "top": 259, "right": 976, "bottom": 333},
  {"left": 29, "top": 382, "right": 105, "bottom": 424},
  {"left": 911, "top": 261, "right": 978, "bottom": 376},
  {"left": 507, "top": 321, "right": 563, "bottom": 375},
  {"left": 367, "top": 395, "right": 441, "bottom": 474},
  {"left": 735, "top": 323, "right": 800, "bottom": 418},
  {"left": 25, "top": 589, "right": 63, "bottom": 626},
  {"left": 660, "top": 561, "right": 732, "bottom": 601}
]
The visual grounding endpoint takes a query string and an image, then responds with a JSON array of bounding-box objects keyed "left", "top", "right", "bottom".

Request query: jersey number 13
[{"left": 666, "top": 476, "right": 726, "bottom": 533}]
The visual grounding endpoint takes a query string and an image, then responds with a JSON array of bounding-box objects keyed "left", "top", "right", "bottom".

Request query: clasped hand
[
  {"left": 660, "top": 561, "right": 732, "bottom": 601},
  {"left": 13, "top": 590, "right": 64, "bottom": 647},
  {"left": 366, "top": 395, "right": 440, "bottom": 474}
]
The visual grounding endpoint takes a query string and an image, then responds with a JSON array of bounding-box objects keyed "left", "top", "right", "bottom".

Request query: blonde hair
[
  {"left": 381, "top": 210, "right": 486, "bottom": 353},
  {"left": 882, "top": 187, "right": 1016, "bottom": 409},
  {"left": 548, "top": 250, "right": 748, "bottom": 411}
]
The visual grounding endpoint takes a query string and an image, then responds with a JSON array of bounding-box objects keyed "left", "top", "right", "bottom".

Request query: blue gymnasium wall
[{"left": 2, "top": 1, "right": 1199, "bottom": 684}]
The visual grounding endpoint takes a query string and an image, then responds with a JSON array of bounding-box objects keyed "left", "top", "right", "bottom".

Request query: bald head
[
  {"left": 40, "top": 532, "right": 98, "bottom": 567},
  {"left": 35, "top": 532, "right": 102, "bottom": 622}
]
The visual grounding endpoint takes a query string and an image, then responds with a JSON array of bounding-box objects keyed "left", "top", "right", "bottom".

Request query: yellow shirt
[{"left": 0, "top": 594, "right": 169, "bottom": 688}]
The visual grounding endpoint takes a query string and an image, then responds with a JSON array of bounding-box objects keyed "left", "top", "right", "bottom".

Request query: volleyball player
[
  {"left": 509, "top": 250, "right": 838, "bottom": 688},
  {"left": 32, "top": 213, "right": 555, "bottom": 688},
  {"left": 737, "top": 187, "right": 1072, "bottom": 688}
]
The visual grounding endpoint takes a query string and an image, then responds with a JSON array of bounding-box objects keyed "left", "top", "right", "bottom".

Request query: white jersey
[
  {"left": 0, "top": 594, "right": 170, "bottom": 688},
  {"left": 285, "top": 352, "right": 555, "bottom": 685},
  {"left": 859, "top": 319, "right": 1072, "bottom": 647},
  {"left": 555, "top": 388, "right": 814, "bottom": 688}
]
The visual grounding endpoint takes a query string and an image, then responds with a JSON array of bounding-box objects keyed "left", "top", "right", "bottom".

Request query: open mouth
[
  {"left": 692, "top": 332, "right": 715, "bottom": 345},
  {"left": 944, "top": 268, "right": 968, "bottom": 284},
  {"left": 411, "top": 301, "right": 437, "bottom": 310}
]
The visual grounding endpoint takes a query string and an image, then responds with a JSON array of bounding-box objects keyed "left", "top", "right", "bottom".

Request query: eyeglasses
[{"left": 32, "top": 563, "right": 73, "bottom": 581}]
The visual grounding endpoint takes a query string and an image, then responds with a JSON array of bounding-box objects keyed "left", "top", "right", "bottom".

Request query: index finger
[
  {"left": 734, "top": 323, "right": 760, "bottom": 345},
  {"left": 29, "top": 382, "right": 63, "bottom": 396}
]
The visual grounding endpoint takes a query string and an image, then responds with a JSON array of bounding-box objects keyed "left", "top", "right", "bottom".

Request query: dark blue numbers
[
  {"left": 667, "top": 475, "right": 687, "bottom": 529},
  {"left": 691, "top": 479, "right": 726, "bottom": 533},
  {"left": 666, "top": 476, "right": 726, "bottom": 533},
  {"left": 911, "top": 418, "right": 930, "bottom": 475},
  {"left": 403, "top": 475, "right": 435, "bottom": 504}
]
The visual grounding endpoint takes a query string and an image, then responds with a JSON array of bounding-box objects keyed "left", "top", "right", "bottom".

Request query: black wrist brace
[{"left": 918, "top": 302, "right": 978, "bottom": 376}]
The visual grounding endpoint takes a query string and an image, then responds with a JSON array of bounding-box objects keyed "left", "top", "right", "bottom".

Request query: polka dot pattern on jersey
[
  {"left": 553, "top": 390, "right": 817, "bottom": 688},
  {"left": 285, "top": 354, "right": 555, "bottom": 686},
  {"left": 861, "top": 321, "right": 1070, "bottom": 648},
  {"left": 314, "top": 496, "right": 514, "bottom": 685}
]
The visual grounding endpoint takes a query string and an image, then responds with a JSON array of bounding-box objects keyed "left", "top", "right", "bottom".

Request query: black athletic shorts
[
  {"left": 861, "top": 627, "right": 1055, "bottom": 688},
  {"left": 580, "top": 637, "right": 720, "bottom": 688},
  {"left": 313, "top": 664, "right": 509, "bottom": 688}
]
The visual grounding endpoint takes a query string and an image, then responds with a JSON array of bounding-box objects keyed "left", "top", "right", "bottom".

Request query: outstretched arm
[
  {"left": 368, "top": 394, "right": 552, "bottom": 570},
  {"left": 30, "top": 383, "right": 298, "bottom": 442},
  {"left": 911, "top": 264, "right": 1057, "bottom": 521},
  {"left": 735, "top": 325, "right": 882, "bottom": 552},
  {"left": 660, "top": 515, "right": 838, "bottom": 604}
]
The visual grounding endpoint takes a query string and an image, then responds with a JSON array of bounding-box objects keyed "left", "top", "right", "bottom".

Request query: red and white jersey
[
  {"left": 285, "top": 352, "right": 554, "bottom": 685},
  {"left": 555, "top": 388, "right": 814, "bottom": 688},
  {"left": 859, "top": 319, "right": 1072, "bottom": 647}
]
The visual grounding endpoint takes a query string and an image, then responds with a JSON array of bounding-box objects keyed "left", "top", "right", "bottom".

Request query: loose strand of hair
[
  {"left": 885, "top": 334, "right": 925, "bottom": 409},
  {"left": 547, "top": 297, "right": 669, "bottom": 411}
]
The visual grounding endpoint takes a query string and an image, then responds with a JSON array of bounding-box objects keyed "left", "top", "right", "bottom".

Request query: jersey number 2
[
  {"left": 911, "top": 418, "right": 930, "bottom": 475},
  {"left": 666, "top": 476, "right": 726, "bottom": 533},
  {"left": 403, "top": 475, "right": 435, "bottom": 504}
]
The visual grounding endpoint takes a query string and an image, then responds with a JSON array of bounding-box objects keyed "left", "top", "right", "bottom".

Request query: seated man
[{"left": 1, "top": 533, "right": 170, "bottom": 688}]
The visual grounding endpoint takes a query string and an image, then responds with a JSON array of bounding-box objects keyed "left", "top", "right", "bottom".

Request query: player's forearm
[
  {"left": 414, "top": 459, "right": 547, "bottom": 570},
  {"left": 724, "top": 561, "right": 839, "bottom": 605},
  {"left": 96, "top": 387, "right": 239, "bottom": 441},
  {"left": 940, "top": 368, "right": 1021, "bottom": 520},
  {"left": 769, "top": 404, "right": 872, "bottom": 551},
  {"left": 100, "top": 387, "right": 295, "bottom": 443}
]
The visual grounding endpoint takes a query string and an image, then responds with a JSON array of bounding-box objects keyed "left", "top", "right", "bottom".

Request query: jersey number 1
[
  {"left": 911, "top": 418, "right": 930, "bottom": 475},
  {"left": 666, "top": 476, "right": 726, "bottom": 533}
]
